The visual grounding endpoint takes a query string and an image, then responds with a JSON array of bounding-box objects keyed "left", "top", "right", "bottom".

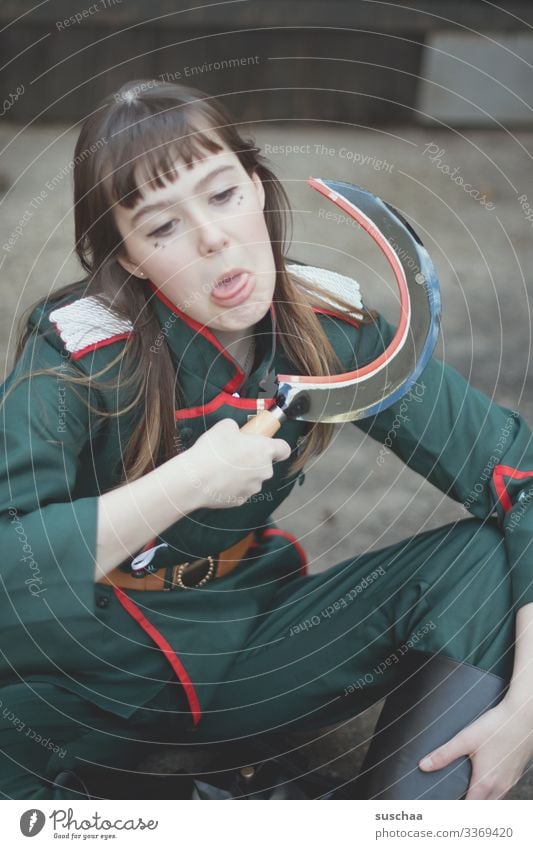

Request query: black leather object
[{"left": 356, "top": 649, "right": 508, "bottom": 800}]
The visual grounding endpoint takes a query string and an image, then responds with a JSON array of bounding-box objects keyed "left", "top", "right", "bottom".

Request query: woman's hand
[
  {"left": 181, "top": 418, "right": 292, "bottom": 510},
  {"left": 418, "top": 696, "right": 533, "bottom": 799}
]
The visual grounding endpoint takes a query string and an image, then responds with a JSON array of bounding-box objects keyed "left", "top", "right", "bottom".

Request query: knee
[{"left": 412, "top": 518, "right": 512, "bottom": 612}]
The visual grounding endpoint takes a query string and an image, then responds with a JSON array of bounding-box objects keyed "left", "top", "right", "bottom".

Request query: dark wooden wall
[{"left": 2, "top": 0, "right": 533, "bottom": 125}]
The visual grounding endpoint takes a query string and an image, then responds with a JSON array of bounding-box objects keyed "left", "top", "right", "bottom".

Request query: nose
[{"left": 193, "top": 213, "right": 230, "bottom": 256}]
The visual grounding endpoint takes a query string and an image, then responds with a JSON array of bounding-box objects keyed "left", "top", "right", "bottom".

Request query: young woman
[{"left": 1, "top": 79, "right": 532, "bottom": 801}]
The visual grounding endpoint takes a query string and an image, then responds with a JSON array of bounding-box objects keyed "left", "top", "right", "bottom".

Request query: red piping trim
[
  {"left": 175, "top": 392, "right": 277, "bottom": 419},
  {"left": 260, "top": 528, "right": 308, "bottom": 576},
  {"left": 313, "top": 306, "right": 361, "bottom": 329},
  {"left": 112, "top": 586, "right": 201, "bottom": 726},
  {"left": 71, "top": 333, "right": 132, "bottom": 360},
  {"left": 493, "top": 464, "right": 533, "bottom": 514},
  {"left": 50, "top": 321, "right": 132, "bottom": 361},
  {"left": 146, "top": 280, "right": 244, "bottom": 393},
  {"left": 287, "top": 180, "right": 410, "bottom": 388}
]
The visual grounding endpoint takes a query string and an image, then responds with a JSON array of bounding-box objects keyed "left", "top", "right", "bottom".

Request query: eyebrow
[{"left": 129, "top": 164, "right": 239, "bottom": 227}]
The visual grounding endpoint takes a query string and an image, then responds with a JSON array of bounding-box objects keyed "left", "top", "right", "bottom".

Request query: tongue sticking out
[
  {"left": 218, "top": 274, "right": 238, "bottom": 288},
  {"left": 212, "top": 272, "right": 251, "bottom": 302}
]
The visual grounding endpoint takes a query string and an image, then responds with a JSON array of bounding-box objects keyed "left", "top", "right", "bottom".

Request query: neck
[
  {"left": 212, "top": 327, "right": 248, "bottom": 348},
  {"left": 212, "top": 327, "right": 255, "bottom": 371}
]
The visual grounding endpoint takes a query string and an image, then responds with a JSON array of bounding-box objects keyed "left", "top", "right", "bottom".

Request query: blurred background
[{"left": 1, "top": 0, "right": 532, "bottom": 798}]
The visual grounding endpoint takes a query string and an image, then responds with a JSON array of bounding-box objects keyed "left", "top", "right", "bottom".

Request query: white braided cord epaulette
[
  {"left": 49, "top": 296, "right": 133, "bottom": 359},
  {"left": 286, "top": 263, "right": 363, "bottom": 313},
  {"left": 48, "top": 268, "right": 360, "bottom": 358}
]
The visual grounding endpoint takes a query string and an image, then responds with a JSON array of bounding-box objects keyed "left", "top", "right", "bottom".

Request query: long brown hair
[{"left": 8, "top": 79, "right": 376, "bottom": 486}]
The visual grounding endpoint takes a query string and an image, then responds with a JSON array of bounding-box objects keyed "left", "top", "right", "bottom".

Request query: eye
[
  {"left": 148, "top": 220, "right": 176, "bottom": 238},
  {"left": 211, "top": 187, "right": 237, "bottom": 204},
  {"left": 147, "top": 188, "right": 237, "bottom": 238}
]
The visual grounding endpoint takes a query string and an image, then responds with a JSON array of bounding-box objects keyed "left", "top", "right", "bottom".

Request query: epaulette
[
  {"left": 48, "top": 296, "right": 133, "bottom": 361},
  {"left": 287, "top": 263, "right": 363, "bottom": 312}
]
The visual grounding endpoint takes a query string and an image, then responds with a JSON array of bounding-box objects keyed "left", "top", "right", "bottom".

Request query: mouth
[{"left": 211, "top": 268, "right": 254, "bottom": 304}]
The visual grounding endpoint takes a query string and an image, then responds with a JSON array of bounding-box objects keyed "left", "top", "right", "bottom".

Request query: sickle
[{"left": 242, "top": 177, "right": 441, "bottom": 437}]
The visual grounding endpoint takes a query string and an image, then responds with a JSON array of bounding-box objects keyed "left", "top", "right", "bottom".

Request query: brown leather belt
[{"left": 97, "top": 531, "right": 256, "bottom": 591}]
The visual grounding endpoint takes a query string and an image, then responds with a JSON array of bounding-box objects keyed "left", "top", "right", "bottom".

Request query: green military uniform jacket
[{"left": 1, "top": 263, "right": 533, "bottom": 729}]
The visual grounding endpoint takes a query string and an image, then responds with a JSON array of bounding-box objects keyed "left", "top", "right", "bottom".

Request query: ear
[
  {"left": 116, "top": 252, "right": 145, "bottom": 278},
  {"left": 251, "top": 170, "right": 266, "bottom": 210}
]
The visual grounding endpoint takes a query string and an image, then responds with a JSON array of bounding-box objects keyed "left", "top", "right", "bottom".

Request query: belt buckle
[{"left": 167, "top": 555, "right": 217, "bottom": 590}]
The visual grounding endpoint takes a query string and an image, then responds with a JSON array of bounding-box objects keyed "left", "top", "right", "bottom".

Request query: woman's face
[{"left": 114, "top": 138, "right": 276, "bottom": 339}]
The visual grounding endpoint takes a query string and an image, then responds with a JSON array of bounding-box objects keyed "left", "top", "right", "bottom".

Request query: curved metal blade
[{"left": 277, "top": 178, "right": 441, "bottom": 422}]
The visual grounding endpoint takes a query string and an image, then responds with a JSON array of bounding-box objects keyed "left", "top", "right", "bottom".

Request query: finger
[
  {"left": 272, "top": 439, "right": 291, "bottom": 462},
  {"left": 220, "top": 418, "right": 238, "bottom": 431},
  {"left": 419, "top": 729, "right": 472, "bottom": 771}
]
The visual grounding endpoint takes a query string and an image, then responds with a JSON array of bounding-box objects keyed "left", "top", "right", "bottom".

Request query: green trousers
[{"left": 0, "top": 518, "right": 516, "bottom": 799}]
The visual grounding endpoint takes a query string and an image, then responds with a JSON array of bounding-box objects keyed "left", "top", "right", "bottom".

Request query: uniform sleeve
[
  {"left": 0, "top": 332, "right": 101, "bottom": 626},
  {"left": 353, "top": 312, "right": 533, "bottom": 610}
]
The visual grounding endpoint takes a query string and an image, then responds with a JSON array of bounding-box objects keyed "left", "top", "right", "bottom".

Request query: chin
[{"left": 217, "top": 299, "right": 271, "bottom": 329}]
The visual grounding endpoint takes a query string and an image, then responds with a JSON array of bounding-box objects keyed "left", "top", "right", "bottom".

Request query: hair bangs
[{"left": 98, "top": 106, "right": 225, "bottom": 212}]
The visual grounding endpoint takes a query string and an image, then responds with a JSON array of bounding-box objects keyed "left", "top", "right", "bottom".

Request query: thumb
[
  {"left": 419, "top": 728, "right": 472, "bottom": 772},
  {"left": 272, "top": 439, "right": 292, "bottom": 462}
]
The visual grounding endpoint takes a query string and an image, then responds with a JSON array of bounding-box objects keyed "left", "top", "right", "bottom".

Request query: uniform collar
[{"left": 145, "top": 279, "right": 278, "bottom": 399}]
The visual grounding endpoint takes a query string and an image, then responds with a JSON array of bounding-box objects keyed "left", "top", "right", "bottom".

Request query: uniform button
[
  {"left": 96, "top": 595, "right": 109, "bottom": 609},
  {"left": 240, "top": 765, "right": 255, "bottom": 780}
]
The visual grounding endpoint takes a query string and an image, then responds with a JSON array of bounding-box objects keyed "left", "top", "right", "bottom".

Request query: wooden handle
[{"left": 240, "top": 409, "right": 283, "bottom": 437}]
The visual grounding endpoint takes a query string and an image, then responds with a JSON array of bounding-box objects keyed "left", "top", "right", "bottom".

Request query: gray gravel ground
[{"left": 1, "top": 120, "right": 532, "bottom": 799}]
